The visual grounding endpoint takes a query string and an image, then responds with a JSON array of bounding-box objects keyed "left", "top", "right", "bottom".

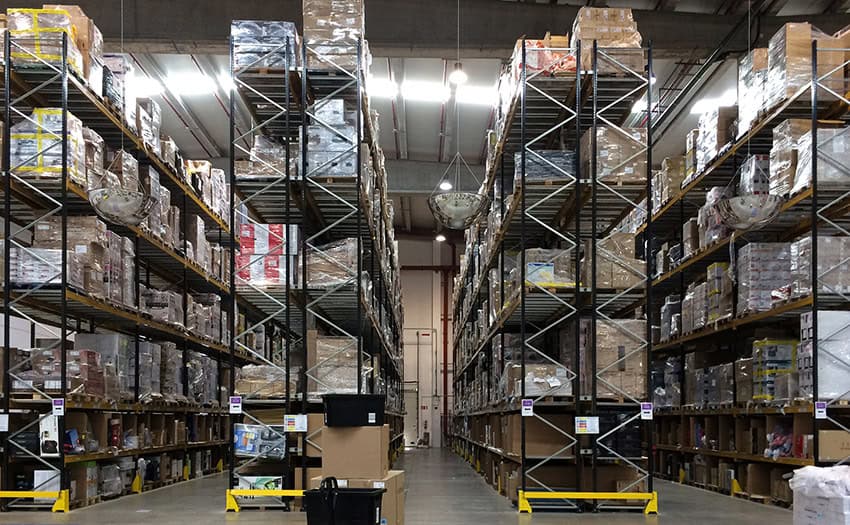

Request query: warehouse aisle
[{"left": 0, "top": 450, "right": 793, "bottom": 524}]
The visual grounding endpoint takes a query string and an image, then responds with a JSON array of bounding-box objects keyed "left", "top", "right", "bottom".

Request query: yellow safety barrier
[
  {"left": 518, "top": 490, "right": 659, "bottom": 515},
  {"left": 225, "top": 488, "right": 305, "bottom": 512},
  {"left": 131, "top": 473, "right": 143, "bottom": 494},
  {"left": 0, "top": 489, "right": 70, "bottom": 513}
]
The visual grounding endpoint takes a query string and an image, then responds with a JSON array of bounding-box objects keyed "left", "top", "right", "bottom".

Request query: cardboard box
[
  {"left": 321, "top": 424, "right": 389, "bottom": 479},
  {"left": 819, "top": 430, "right": 850, "bottom": 462},
  {"left": 311, "top": 470, "right": 405, "bottom": 525}
]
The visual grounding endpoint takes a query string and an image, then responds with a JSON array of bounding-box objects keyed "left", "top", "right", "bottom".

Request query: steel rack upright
[
  {"left": 1, "top": 31, "right": 240, "bottom": 513},
  {"left": 225, "top": 34, "right": 404, "bottom": 513},
  {"left": 450, "top": 40, "right": 656, "bottom": 514},
  {"left": 647, "top": 42, "right": 850, "bottom": 507}
]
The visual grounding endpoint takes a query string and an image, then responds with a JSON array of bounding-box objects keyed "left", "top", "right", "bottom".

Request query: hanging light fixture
[
  {"left": 428, "top": 0, "right": 489, "bottom": 231},
  {"left": 448, "top": 62, "right": 467, "bottom": 85}
]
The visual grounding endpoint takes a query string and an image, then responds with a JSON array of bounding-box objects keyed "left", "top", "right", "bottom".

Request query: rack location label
[
  {"left": 229, "top": 396, "right": 243, "bottom": 414},
  {"left": 575, "top": 416, "right": 600, "bottom": 434},
  {"left": 521, "top": 399, "right": 534, "bottom": 416},
  {"left": 640, "top": 402, "right": 653, "bottom": 420}
]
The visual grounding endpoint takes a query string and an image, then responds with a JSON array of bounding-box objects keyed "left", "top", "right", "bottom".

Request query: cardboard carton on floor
[
  {"left": 310, "top": 470, "right": 405, "bottom": 525},
  {"left": 322, "top": 424, "right": 389, "bottom": 479}
]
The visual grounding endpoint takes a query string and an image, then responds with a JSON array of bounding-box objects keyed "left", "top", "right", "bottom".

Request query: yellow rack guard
[
  {"left": 225, "top": 488, "right": 305, "bottom": 512},
  {"left": 518, "top": 490, "right": 659, "bottom": 515},
  {"left": 0, "top": 489, "right": 69, "bottom": 513}
]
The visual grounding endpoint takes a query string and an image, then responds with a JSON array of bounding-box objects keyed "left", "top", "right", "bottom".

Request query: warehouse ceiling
[{"left": 24, "top": 0, "right": 849, "bottom": 236}]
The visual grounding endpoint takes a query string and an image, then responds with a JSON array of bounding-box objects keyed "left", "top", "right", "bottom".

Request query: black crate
[
  {"left": 305, "top": 478, "right": 385, "bottom": 525},
  {"left": 322, "top": 394, "right": 385, "bottom": 427}
]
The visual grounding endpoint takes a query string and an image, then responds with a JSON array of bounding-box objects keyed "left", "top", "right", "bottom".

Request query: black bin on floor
[
  {"left": 322, "top": 394, "right": 386, "bottom": 427},
  {"left": 305, "top": 477, "right": 385, "bottom": 525}
]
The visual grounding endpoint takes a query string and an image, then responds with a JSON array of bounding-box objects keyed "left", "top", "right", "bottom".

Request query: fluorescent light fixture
[
  {"left": 131, "top": 75, "right": 164, "bottom": 98},
  {"left": 439, "top": 181, "right": 453, "bottom": 191},
  {"left": 401, "top": 80, "right": 450, "bottom": 103},
  {"left": 165, "top": 73, "right": 218, "bottom": 96},
  {"left": 448, "top": 62, "right": 468, "bottom": 85},
  {"left": 456, "top": 85, "right": 498, "bottom": 106},
  {"left": 367, "top": 75, "right": 399, "bottom": 98},
  {"left": 690, "top": 88, "right": 737, "bottom": 115},
  {"left": 435, "top": 233, "right": 447, "bottom": 242},
  {"left": 217, "top": 72, "right": 236, "bottom": 93}
]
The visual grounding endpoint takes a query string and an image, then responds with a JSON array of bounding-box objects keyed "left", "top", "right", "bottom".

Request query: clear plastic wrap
[
  {"left": 800, "top": 311, "right": 850, "bottom": 401},
  {"left": 233, "top": 423, "right": 285, "bottom": 459},
  {"left": 8, "top": 247, "right": 84, "bottom": 289},
  {"left": 302, "top": 0, "right": 365, "bottom": 68},
  {"left": 83, "top": 127, "right": 104, "bottom": 173},
  {"left": 682, "top": 217, "right": 699, "bottom": 260},
  {"left": 752, "top": 338, "right": 797, "bottom": 402},
  {"left": 792, "top": 128, "right": 850, "bottom": 194},
  {"left": 159, "top": 342, "right": 184, "bottom": 402},
  {"left": 707, "top": 262, "right": 733, "bottom": 322},
  {"left": 509, "top": 35, "right": 576, "bottom": 81},
  {"left": 737, "top": 242, "right": 791, "bottom": 314},
  {"left": 737, "top": 48, "right": 768, "bottom": 137},
  {"left": 520, "top": 248, "right": 575, "bottom": 288},
  {"left": 571, "top": 7, "right": 644, "bottom": 74},
  {"left": 307, "top": 333, "right": 363, "bottom": 397},
  {"left": 9, "top": 108, "right": 86, "bottom": 187},
  {"left": 577, "top": 318, "right": 646, "bottom": 400},
  {"left": 32, "top": 216, "right": 107, "bottom": 299},
  {"left": 500, "top": 362, "right": 571, "bottom": 400},
  {"left": 696, "top": 106, "right": 736, "bottom": 173},
  {"left": 73, "top": 333, "right": 129, "bottom": 401},
  {"left": 659, "top": 156, "right": 685, "bottom": 206},
  {"left": 7, "top": 8, "right": 84, "bottom": 75},
  {"left": 231, "top": 20, "right": 299, "bottom": 69},
  {"left": 513, "top": 150, "right": 576, "bottom": 183},
  {"left": 99, "top": 464, "right": 123, "bottom": 498},
  {"left": 102, "top": 54, "right": 137, "bottom": 133},
  {"left": 685, "top": 128, "right": 699, "bottom": 180},
  {"left": 580, "top": 126, "right": 646, "bottom": 183},
  {"left": 235, "top": 364, "right": 298, "bottom": 398},
  {"left": 735, "top": 357, "right": 753, "bottom": 404},
  {"left": 660, "top": 295, "right": 681, "bottom": 342},
  {"left": 106, "top": 149, "right": 139, "bottom": 193},
  {"left": 303, "top": 238, "right": 357, "bottom": 288},
  {"left": 697, "top": 187, "right": 732, "bottom": 249},
  {"left": 790, "top": 236, "right": 849, "bottom": 298},
  {"left": 141, "top": 288, "right": 184, "bottom": 327},
  {"left": 766, "top": 23, "right": 843, "bottom": 108},
  {"left": 737, "top": 154, "right": 770, "bottom": 195},
  {"left": 769, "top": 119, "right": 811, "bottom": 196}
]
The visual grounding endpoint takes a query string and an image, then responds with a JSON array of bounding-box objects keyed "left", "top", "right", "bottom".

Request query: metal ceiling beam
[
  {"left": 11, "top": 0, "right": 850, "bottom": 59},
  {"left": 388, "top": 57, "right": 409, "bottom": 160},
  {"left": 131, "top": 54, "right": 222, "bottom": 158},
  {"left": 384, "top": 159, "right": 483, "bottom": 194}
]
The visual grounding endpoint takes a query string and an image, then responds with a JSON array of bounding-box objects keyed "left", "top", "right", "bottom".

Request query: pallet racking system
[
  {"left": 647, "top": 42, "right": 850, "bottom": 506},
  {"left": 224, "top": 34, "right": 404, "bottom": 512},
  {"left": 449, "top": 40, "right": 657, "bottom": 514},
  {"left": 1, "top": 32, "right": 237, "bottom": 511}
]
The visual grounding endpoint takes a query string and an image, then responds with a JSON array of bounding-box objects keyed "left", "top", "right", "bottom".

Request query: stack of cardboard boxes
[
  {"left": 311, "top": 420, "right": 404, "bottom": 525},
  {"left": 302, "top": 0, "right": 367, "bottom": 69},
  {"left": 570, "top": 7, "right": 643, "bottom": 74}
]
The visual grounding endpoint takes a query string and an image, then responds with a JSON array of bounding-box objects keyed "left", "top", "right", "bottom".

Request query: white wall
[{"left": 398, "top": 238, "right": 455, "bottom": 448}]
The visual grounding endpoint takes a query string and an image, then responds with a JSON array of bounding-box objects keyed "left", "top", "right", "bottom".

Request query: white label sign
[
  {"left": 284, "top": 414, "right": 308, "bottom": 432},
  {"left": 575, "top": 416, "right": 600, "bottom": 435},
  {"left": 52, "top": 398, "right": 65, "bottom": 417},
  {"left": 640, "top": 402, "right": 653, "bottom": 420},
  {"left": 0, "top": 414, "right": 8, "bottom": 432},
  {"left": 229, "top": 396, "right": 242, "bottom": 414},
  {"left": 521, "top": 399, "right": 534, "bottom": 417},
  {"left": 815, "top": 401, "right": 828, "bottom": 420},
  {"left": 368, "top": 412, "right": 377, "bottom": 424}
]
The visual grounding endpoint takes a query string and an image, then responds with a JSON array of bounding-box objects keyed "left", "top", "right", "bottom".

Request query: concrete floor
[{"left": 0, "top": 448, "right": 791, "bottom": 524}]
